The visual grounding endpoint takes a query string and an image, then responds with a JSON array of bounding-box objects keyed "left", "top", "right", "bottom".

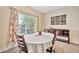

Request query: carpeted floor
[{"left": 1, "top": 41, "right": 79, "bottom": 53}]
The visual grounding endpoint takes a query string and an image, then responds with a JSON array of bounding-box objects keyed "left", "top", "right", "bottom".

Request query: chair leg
[
  {"left": 50, "top": 51, "right": 52, "bottom": 53},
  {"left": 53, "top": 49, "right": 55, "bottom": 53},
  {"left": 50, "top": 47, "right": 52, "bottom": 53},
  {"left": 19, "top": 50, "right": 21, "bottom": 53}
]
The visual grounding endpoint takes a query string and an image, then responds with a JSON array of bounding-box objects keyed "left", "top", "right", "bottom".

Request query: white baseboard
[{"left": 0, "top": 45, "right": 17, "bottom": 52}]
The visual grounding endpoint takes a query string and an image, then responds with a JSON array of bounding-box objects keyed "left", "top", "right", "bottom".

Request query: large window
[{"left": 17, "top": 13, "right": 37, "bottom": 35}]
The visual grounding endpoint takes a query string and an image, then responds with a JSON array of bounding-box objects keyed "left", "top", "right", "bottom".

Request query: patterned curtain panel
[{"left": 9, "top": 7, "right": 18, "bottom": 42}]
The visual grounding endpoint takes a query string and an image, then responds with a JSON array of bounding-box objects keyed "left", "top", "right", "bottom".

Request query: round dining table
[{"left": 24, "top": 32, "right": 54, "bottom": 53}]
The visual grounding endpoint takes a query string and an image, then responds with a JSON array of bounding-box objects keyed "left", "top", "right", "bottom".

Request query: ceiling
[{"left": 30, "top": 6, "right": 64, "bottom": 14}]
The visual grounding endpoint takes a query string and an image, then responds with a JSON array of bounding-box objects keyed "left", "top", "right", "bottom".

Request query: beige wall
[
  {"left": 65, "top": 7, "right": 79, "bottom": 44},
  {"left": 0, "top": 6, "right": 44, "bottom": 51},
  {"left": 0, "top": 7, "right": 10, "bottom": 50},
  {"left": 43, "top": 6, "right": 79, "bottom": 44}
]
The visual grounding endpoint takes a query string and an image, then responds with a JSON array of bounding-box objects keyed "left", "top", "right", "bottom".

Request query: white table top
[{"left": 24, "top": 32, "right": 54, "bottom": 44}]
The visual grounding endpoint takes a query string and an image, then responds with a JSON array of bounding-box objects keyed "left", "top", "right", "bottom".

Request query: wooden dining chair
[
  {"left": 46, "top": 31, "right": 56, "bottom": 53},
  {"left": 16, "top": 35, "right": 28, "bottom": 53}
]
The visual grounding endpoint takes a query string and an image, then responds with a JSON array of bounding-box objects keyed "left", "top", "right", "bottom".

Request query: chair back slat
[
  {"left": 52, "top": 30, "right": 56, "bottom": 45},
  {"left": 16, "top": 34, "right": 28, "bottom": 53}
]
